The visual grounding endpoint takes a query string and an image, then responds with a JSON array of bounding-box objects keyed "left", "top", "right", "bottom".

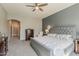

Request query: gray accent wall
[{"left": 42, "top": 4, "right": 79, "bottom": 38}]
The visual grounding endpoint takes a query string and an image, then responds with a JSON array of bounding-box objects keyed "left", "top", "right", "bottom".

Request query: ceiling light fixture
[{"left": 26, "top": 3, "right": 48, "bottom": 12}]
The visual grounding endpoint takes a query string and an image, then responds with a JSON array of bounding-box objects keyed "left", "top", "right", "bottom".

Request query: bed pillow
[
  {"left": 47, "top": 34, "right": 56, "bottom": 37},
  {"left": 56, "top": 34, "right": 73, "bottom": 41}
]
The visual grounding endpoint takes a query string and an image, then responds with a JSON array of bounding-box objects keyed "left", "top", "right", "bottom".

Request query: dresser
[
  {"left": 25, "top": 29, "right": 34, "bottom": 40},
  {"left": 0, "top": 37, "right": 8, "bottom": 56}
]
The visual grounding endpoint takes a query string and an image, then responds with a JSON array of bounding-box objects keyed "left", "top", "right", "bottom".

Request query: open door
[{"left": 8, "top": 19, "right": 20, "bottom": 39}]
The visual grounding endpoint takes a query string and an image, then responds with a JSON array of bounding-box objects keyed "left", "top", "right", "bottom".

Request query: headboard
[{"left": 50, "top": 24, "right": 76, "bottom": 40}]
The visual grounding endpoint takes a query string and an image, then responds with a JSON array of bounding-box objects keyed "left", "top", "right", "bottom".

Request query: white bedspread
[{"left": 32, "top": 36, "right": 73, "bottom": 56}]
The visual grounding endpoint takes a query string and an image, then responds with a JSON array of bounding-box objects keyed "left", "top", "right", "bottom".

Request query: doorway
[{"left": 8, "top": 19, "right": 20, "bottom": 39}]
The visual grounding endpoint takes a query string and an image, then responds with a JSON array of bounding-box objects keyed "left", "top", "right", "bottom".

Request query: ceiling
[{"left": 1, "top": 3, "right": 76, "bottom": 19}]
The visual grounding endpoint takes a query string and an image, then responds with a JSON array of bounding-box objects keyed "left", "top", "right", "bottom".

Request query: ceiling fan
[{"left": 26, "top": 3, "right": 48, "bottom": 12}]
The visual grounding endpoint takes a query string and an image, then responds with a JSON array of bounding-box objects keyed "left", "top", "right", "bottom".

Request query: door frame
[{"left": 8, "top": 19, "right": 20, "bottom": 39}]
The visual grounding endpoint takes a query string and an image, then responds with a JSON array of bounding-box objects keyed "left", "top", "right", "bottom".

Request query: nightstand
[
  {"left": 43, "top": 33, "right": 47, "bottom": 36},
  {"left": 74, "top": 39, "right": 79, "bottom": 54}
]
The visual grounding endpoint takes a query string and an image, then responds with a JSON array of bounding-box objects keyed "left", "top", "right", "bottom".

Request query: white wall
[
  {"left": 0, "top": 5, "right": 8, "bottom": 36},
  {"left": 0, "top": 4, "right": 42, "bottom": 40},
  {"left": 8, "top": 15, "right": 42, "bottom": 40}
]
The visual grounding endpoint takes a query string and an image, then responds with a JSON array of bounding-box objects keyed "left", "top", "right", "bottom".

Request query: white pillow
[
  {"left": 56, "top": 34, "right": 72, "bottom": 40},
  {"left": 37, "top": 32, "right": 43, "bottom": 37},
  {"left": 47, "top": 34, "right": 56, "bottom": 37}
]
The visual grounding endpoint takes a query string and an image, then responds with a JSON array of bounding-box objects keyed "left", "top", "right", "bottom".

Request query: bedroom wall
[
  {"left": 42, "top": 4, "right": 79, "bottom": 38},
  {"left": 8, "top": 15, "right": 42, "bottom": 40},
  {"left": 0, "top": 5, "right": 8, "bottom": 36}
]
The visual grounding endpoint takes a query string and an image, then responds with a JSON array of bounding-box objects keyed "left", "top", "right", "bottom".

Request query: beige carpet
[
  {"left": 6, "top": 38, "right": 79, "bottom": 56},
  {"left": 7, "top": 39, "right": 37, "bottom": 56}
]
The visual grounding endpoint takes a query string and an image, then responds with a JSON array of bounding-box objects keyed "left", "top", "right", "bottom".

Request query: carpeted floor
[
  {"left": 7, "top": 39, "right": 37, "bottom": 56},
  {"left": 6, "top": 39, "right": 79, "bottom": 56}
]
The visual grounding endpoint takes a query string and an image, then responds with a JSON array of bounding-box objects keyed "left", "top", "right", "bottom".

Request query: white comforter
[{"left": 32, "top": 36, "right": 73, "bottom": 56}]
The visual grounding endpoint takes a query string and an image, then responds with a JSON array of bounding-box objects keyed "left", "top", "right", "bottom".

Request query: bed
[{"left": 30, "top": 25, "right": 76, "bottom": 56}]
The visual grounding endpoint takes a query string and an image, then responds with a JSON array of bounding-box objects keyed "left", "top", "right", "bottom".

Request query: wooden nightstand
[
  {"left": 43, "top": 33, "right": 47, "bottom": 36},
  {"left": 74, "top": 39, "right": 79, "bottom": 54}
]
